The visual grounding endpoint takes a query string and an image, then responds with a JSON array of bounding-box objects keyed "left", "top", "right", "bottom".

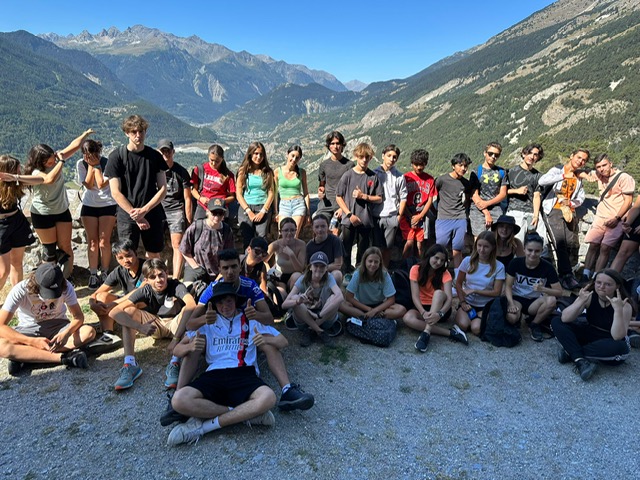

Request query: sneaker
[
  {"left": 415, "top": 331, "right": 430, "bottom": 352},
  {"left": 100, "top": 271, "right": 108, "bottom": 284},
  {"left": 7, "top": 360, "right": 24, "bottom": 376},
  {"left": 326, "top": 320, "right": 343, "bottom": 337},
  {"left": 61, "top": 349, "right": 88, "bottom": 369},
  {"left": 164, "top": 361, "right": 180, "bottom": 389},
  {"left": 278, "top": 383, "right": 314, "bottom": 411},
  {"left": 160, "top": 394, "right": 188, "bottom": 426},
  {"left": 167, "top": 417, "right": 204, "bottom": 446},
  {"left": 319, "top": 331, "right": 336, "bottom": 348},
  {"left": 557, "top": 345, "right": 571, "bottom": 364},
  {"left": 574, "top": 358, "right": 597, "bottom": 381},
  {"left": 83, "top": 332, "right": 123, "bottom": 355},
  {"left": 540, "top": 323, "right": 555, "bottom": 339},
  {"left": 628, "top": 330, "right": 640, "bottom": 348},
  {"left": 299, "top": 329, "right": 313, "bottom": 348},
  {"left": 114, "top": 364, "right": 143, "bottom": 391},
  {"left": 247, "top": 410, "right": 276, "bottom": 427},
  {"left": 530, "top": 324, "right": 544, "bottom": 342},
  {"left": 88, "top": 274, "right": 100, "bottom": 291},
  {"left": 283, "top": 310, "right": 296, "bottom": 330},
  {"left": 560, "top": 274, "right": 580, "bottom": 291},
  {"left": 449, "top": 325, "right": 469, "bottom": 346}
]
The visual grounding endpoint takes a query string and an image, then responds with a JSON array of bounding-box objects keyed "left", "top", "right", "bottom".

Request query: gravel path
[{"left": 1, "top": 325, "right": 638, "bottom": 480}]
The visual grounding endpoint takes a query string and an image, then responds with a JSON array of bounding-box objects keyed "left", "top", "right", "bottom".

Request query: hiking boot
[
  {"left": 530, "top": 324, "right": 544, "bottom": 342},
  {"left": 557, "top": 345, "right": 571, "bottom": 364},
  {"left": 299, "top": 329, "right": 313, "bottom": 348},
  {"left": 88, "top": 274, "right": 100, "bottom": 291},
  {"left": 278, "top": 383, "right": 315, "bottom": 411},
  {"left": 114, "top": 364, "right": 142, "bottom": 391},
  {"left": 61, "top": 349, "right": 88, "bottom": 369},
  {"left": 7, "top": 360, "right": 24, "bottom": 376},
  {"left": 574, "top": 358, "right": 597, "bottom": 381},
  {"left": 283, "top": 310, "right": 296, "bottom": 330},
  {"left": 415, "top": 332, "right": 430, "bottom": 352},
  {"left": 628, "top": 330, "right": 640, "bottom": 348},
  {"left": 560, "top": 274, "right": 580, "bottom": 291},
  {"left": 164, "top": 361, "right": 180, "bottom": 389},
  {"left": 83, "top": 332, "right": 122, "bottom": 355},
  {"left": 319, "top": 331, "right": 336, "bottom": 348},
  {"left": 326, "top": 320, "right": 343, "bottom": 337},
  {"left": 160, "top": 393, "right": 188, "bottom": 426},
  {"left": 247, "top": 410, "right": 276, "bottom": 427},
  {"left": 449, "top": 325, "right": 469, "bottom": 346},
  {"left": 167, "top": 417, "right": 204, "bottom": 446}
]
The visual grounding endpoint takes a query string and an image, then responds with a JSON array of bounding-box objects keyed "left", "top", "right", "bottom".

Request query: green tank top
[{"left": 278, "top": 167, "right": 302, "bottom": 199}]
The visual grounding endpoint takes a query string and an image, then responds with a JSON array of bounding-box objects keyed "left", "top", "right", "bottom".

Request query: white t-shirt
[
  {"left": 76, "top": 158, "right": 117, "bottom": 208},
  {"left": 458, "top": 257, "right": 505, "bottom": 308},
  {"left": 2, "top": 280, "right": 78, "bottom": 329}
]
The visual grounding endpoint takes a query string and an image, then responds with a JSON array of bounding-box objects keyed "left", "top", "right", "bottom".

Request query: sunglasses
[
  {"left": 487, "top": 151, "right": 501, "bottom": 158},
  {"left": 252, "top": 248, "right": 266, "bottom": 256}
]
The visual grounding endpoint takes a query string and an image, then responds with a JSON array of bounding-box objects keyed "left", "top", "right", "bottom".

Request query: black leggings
[{"left": 551, "top": 316, "right": 630, "bottom": 364}]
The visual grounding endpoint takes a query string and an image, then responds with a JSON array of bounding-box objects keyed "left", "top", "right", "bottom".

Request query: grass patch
[{"left": 399, "top": 385, "right": 412, "bottom": 394}]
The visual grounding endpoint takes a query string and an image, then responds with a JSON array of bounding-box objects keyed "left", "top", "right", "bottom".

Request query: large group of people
[{"left": 0, "top": 116, "right": 638, "bottom": 447}]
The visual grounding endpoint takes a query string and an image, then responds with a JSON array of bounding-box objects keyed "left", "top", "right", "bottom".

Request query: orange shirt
[{"left": 409, "top": 265, "right": 452, "bottom": 306}]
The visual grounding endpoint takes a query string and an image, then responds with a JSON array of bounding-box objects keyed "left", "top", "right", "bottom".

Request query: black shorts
[
  {"left": 624, "top": 216, "right": 640, "bottom": 244},
  {"left": 189, "top": 366, "right": 267, "bottom": 407},
  {"left": 117, "top": 207, "right": 165, "bottom": 253},
  {"left": 30, "top": 209, "right": 72, "bottom": 229},
  {"left": 80, "top": 204, "right": 117, "bottom": 218},
  {"left": 513, "top": 295, "right": 538, "bottom": 314},
  {"left": 422, "top": 304, "right": 452, "bottom": 323},
  {"left": 0, "top": 211, "right": 36, "bottom": 254}
]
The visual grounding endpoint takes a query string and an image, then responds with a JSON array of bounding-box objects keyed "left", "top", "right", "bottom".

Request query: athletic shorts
[
  {"left": 470, "top": 206, "right": 502, "bottom": 236},
  {"left": 293, "top": 311, "right": 338, "bottom": 331},
  {"left": 584, "top": 217, "right": 625, "bottom": 247},
  {"left": 399, "top": 216, "right": 424, "bottom": 242},
  {"left": 513, "top": 295, "right": 539, "bottom": 315},
  {"left": 435, "top": 219, "right": 467, "bottom": 252},
  {"left": 279, "top": 197, "right": 307, "bottom": 217},
  {"left": 15, "top": 318, "right": 70, "bottom": 338},
  {"left": 0, "top": 211, "right": 36, "bottom": 254},
  {"left": 375, "top": 215, "right": 400, "bottom": 248},
  {"left": 189, "top": 366, "right": 267, "bottom": 407},
  {"left": 164, "top": 209, "right": 188, "bottom": 234},
  {"left": 30, "top": 209, "right": 72, "bottom": 229},
  {"left": 117, "top": 210, "right": 165, "bottom": 254},
  {"left": 80, "top": 204, "right": 117, "bottom": 218},
  {"left": 421, "top": 304, "right": 452, "bottom": 323}
]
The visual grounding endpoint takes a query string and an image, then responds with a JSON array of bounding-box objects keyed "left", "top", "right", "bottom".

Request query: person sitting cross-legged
[{"left": 167, "top": 282, "right": 285, "bottom": 446}]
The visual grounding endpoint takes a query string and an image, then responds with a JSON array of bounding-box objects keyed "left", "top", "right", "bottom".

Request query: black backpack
[
  {"left": 479, "top": 297, "right": 521, "bottom": 348},
  {"left": 390, "top": 257, "right": 418, "bottom": 311}
]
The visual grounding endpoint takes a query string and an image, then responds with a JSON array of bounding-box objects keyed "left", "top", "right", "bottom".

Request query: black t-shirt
[
  {"left": 506, "top": 257, "right": 559, "bottom": 299},
  {"left": 105, "top": 145, "right": 167, "bottom": 210},
  {"left": 104, "top": 259, "right": 145, "bottom": 294},
  {"left": 306, "top": 234, "right": 345, "bottom": 264},
  {"left": 240, "top": 255, "right": 267, "bottom": 285},
  {"left": 162, "top": 161, "right": 191, "bottom": 212},
  {"left": 506, "top": 165, "right": 541, "bottom": 214},
  {"left": 128, "top": 278, "right": 189, "bottom": 317}
]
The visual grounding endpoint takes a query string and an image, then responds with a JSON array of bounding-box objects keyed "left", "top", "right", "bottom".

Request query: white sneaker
[
  {"left": 167, "top": 417, "right": 204, "bottom": 446},
  {"left": 247, "top": 410, "right": 275, "bottom": 427}
]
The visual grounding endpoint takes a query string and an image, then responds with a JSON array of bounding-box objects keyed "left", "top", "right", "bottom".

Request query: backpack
[
  {"left": 196, "top": 163, "right": 208, "bottom": 192},
  {"left": 479, "top": 297, "right": 521, "bottom": 348},
  {"left": 346, "top": 316, "right": 397, "bottom": 348},
  {"left": 390, "top": 257, "right": 419, "bottom": 311}
]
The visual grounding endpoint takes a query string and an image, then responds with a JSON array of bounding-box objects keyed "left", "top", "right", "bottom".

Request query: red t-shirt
[{"left": 191, "top": 163, "right": 236, "bottom": 208}]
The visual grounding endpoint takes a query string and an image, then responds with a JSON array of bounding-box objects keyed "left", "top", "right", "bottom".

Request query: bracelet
[
  {"left": 260, "top": 208, "right": 268, "bottom": 214},
  {"left": 437, "top": 310, "right": 445, "bottom": 319},
  {"left": 244, "top": 207, "right": 251, "bottom": 213}
]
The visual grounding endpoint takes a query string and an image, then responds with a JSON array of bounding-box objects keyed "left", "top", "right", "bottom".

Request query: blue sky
[{"left": 2, "top": 0, "right": 556, "bottom": 84}]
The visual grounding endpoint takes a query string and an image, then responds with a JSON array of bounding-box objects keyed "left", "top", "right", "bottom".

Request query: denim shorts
[{"left": 279, "top": 196, "right": 307, "bottom": 217}]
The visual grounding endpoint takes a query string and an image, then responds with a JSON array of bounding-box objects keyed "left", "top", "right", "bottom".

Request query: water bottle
[
  {"left": 468, "top": 307, "right": 477, "bottom": 320},
  {"left": 330, "top": 217, "right": 339, "bottom": 230}
]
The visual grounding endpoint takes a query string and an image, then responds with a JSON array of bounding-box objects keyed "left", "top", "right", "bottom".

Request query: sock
[
  {"left": 281, "top": 383, "right": 291, "bottom": 394},
  {"left": 124, "top": 355, "right": 137, "bottom": 366},
  {"left": 90, "top": 268, "right": 98, "bottom": 275},
  {"left": 202, "top": 417, "right": 221, "bottom": 433},
  {"left": 104, "top": 330, "right": 114, "bottom": 335},
  {"left": 582, "top": 269, "right": 592, "bottom": 278},
  {"left": 170, "top": 356, "right": 180, "bottom": 365}
]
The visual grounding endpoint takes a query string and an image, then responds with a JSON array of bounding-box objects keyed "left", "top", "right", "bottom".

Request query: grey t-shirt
[
  {"left": 335, "top": 168, "right": 383, "bottom": 228},
  {"left": 162, "top": 162, "right": 191, "bottom": 212},
  {"left": 318, "top": 157, "right": 354, "bottom": 210},
  {"left": 435, "top": 174, "right": 471, "bottom": 220},
  {"left": 506, "top": 165, "right": 541, "bottom": 214}
]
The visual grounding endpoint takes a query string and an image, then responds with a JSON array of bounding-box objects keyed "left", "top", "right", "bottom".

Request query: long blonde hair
[{"left": 468, "top": 231, "right": 497, "bottom": 277}]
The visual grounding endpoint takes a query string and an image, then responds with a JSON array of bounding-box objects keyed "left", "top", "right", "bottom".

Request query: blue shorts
[
  {"left": 279, "top": 197, "right": 307, "bottom": 217},
  {"left": 435, "top": 219, "right": 467, "bottom": 251}
]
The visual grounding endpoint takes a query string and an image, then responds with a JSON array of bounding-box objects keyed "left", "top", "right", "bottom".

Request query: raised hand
[
  {"left": 252, "top": 326, "right": 265, "bottom": 347},
  {"left": 245, "top": 298, "right": 258, "bottom": 320}
]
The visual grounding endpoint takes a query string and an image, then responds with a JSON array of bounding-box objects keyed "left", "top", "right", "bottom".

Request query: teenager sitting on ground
[
  {"left": 0, "top": 264, "right": 95, "bottom": 375},
  {"left": 306, "top": 214, "right": 345, "bottom": 285},
  {"left": 240, "top": 237, "right": 270, "bottom": 295},
  {"left": 89, "top": 239, "right": 144, "bottom": 350},
  {"left": 504, "top": 233, "right": 563, "bottom": 342},
  {"left": 167, "top": 282, "right": 284, "bottom": 446},
  {"left": 552, "top": 269, "right": 633, "bottom": 381},
  {"left": 402, "top": 244, "right": 468, "bottom": 352},
  {"left": 339, "top": 247, "right": 406, "bottom": 321},
  {"left": 282, "top": 251, "right": 344, "bottom": 348},
  {"left": 455, "top": 231, "right": 506, "bottom": 336},
  {"left": 265, "top": 217, "right": 307, "bottom": 299},
  {"left": 491, "top": 215, "right": 524, "bottom": 268},
  {"left": 109, "top": 259, "right": 196, "bottom": 391}
]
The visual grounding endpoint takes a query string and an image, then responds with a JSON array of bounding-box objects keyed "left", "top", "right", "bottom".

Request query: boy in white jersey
[{"left": 167, "top": 282, "right": 286, "bottom": 446}]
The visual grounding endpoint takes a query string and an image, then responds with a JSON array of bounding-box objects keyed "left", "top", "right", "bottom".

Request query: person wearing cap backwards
[
  {"left": 282, "top": 251, "right": 344, "bottom": 347},
  {"left": 161, "top": 249, "right": 313, "bottom": 426},
  {"left": 166, "top": 281, "right": 286, "bottom": 446},
  {"left": 0, "top": 264, "right": 95, "bottom": 375},
  {"left": 104, "top": 114, "right": 167, "bottom": 258},
  {"left": 241, "top": 237, "right": 270, "bottom": 294},
  {"left": 179, "top": 198, "right": 234, "bottom": 284},
  {"left": 158, "top": 139, "right": 193, "bottom": 279}
]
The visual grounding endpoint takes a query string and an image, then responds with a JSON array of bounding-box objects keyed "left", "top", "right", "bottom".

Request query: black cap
[
  {"left": 35, "top": 264, "right": 65, "bottom": 299},
  {"left": 157, "top": 139, "right": 174, "bottom": 150}
]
